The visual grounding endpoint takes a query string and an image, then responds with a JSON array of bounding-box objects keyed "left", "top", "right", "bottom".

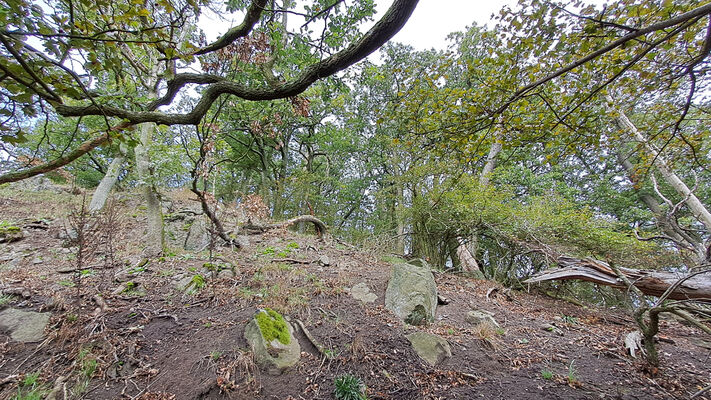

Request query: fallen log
[
  {"left": 524, "top": 256, "right": 711, "bottom": 302},
  {"left": 243, "top": 215, "right": 327, "bottom": 238}
]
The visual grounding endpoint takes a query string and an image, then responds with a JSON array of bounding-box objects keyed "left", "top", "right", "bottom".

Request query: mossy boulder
[
  {"left": 244, "top": 308, "right": 300, "bottom": 375},
  {"left": 385, "top": 260, "right": 437, "bottom": 325}
]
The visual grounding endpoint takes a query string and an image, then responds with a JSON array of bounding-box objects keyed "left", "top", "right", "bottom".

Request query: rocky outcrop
[
  {"left": 385, "top": 260, "right": 437, "bottom": 325},
  {"left": 0, "top": 308, "right": 50, "bottom": 342},
  {"left": 244, "top": 309, "right": 300, "bottom": 375},
  {"left": 406, "top": 331, "right": 451, "bottom": 366},
  {"left": 164, "top": 210, "right": 210, "bottom": 251}
]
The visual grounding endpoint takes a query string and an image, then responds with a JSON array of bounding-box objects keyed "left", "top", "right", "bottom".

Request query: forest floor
[{"left": 0, "top": 185, "right": 710, "bottom": 400}]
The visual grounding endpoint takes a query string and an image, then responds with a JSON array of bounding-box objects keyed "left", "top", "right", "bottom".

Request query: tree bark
[
  {"left": 452, "top": 132, "right": 503, "bottom": 273},
  {"left": 135, "top": 121, "right": 164, "bottom": 257},
  {"left": 89, "top": 147, "right": 126, "bottom": 212},
  {"left": 617, "top": 150, "right": 706, "bottom": 262},
  {"left": 608, "top": 95, "right": 711, "bottom": 234},
  {"left": 524, "top": 256, "right": 711, "bottom": 301},
  {"left": 456, "top": 239, "right": 480, "bottom": 273},
  {"left": 479, "top": 131, "right": 502, "bottom": 187}
]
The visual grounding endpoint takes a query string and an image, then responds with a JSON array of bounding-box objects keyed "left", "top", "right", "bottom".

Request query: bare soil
[{"left": 0, "top": 187, "right": 709, "bottom": 400}]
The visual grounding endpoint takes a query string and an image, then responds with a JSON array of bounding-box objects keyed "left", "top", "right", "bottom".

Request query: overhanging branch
[{"left": 54, "top": 0, "right": 420, "bottom": 124}]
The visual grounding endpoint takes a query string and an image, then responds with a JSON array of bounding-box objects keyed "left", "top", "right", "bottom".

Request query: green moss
[
  {"left": 255, "top": 308, "right": 290, "bottom": 345},
  {"left": 0, "top": 220, "right": 21, "bottom": 234}
]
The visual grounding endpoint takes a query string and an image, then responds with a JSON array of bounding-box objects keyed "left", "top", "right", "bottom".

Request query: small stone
[
  {"left": 465, "top": 310, "right": 500, "bottom": 328},
  {"left": 437, "top": 294, "right": 449, "bottom": 305},
  {"left": 349, "top": 282, "right": 378, "bottom": 303},
  {"left": 172, "top": 275, "right": 192, "bottom": 291},
  {"left": 406, "top": 331, "right": 451, "bottom": 366},
  {"left": 32, "top": 257, "right": 42, "bottom": 265},
  {"left": 540, "top": 323, "right": 564, "bottom": 336},
  {"left": 2, "top": 287, "right": 31, "bottom": 298},
  {"left": 217, "top": 268, "right": 234, "bottom": 279},
  {"left": 0, "top": 226, "right": 24, "bottom": 244},
  {"left": 234, "top": 235, "right": 250, "bottom": 248},
  {"left": 318, "top": 255, "right": 330, "bottom": 266},
  {"left": 244, "top": 309, "right": 301, "bottom": 375}
]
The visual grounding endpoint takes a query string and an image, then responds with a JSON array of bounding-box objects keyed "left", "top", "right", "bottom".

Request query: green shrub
[{"left": 334, "top": 374, "right": 367, "bottom": 400}]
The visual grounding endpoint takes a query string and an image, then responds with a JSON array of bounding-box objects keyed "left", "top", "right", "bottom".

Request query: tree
[{"left": 0, "top": 0, "right": 420, "bottom": 183}]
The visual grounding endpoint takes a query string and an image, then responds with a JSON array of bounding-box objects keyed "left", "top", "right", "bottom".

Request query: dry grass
[{"left": 471, "top": 321, "right": 502, "bottom": 350}]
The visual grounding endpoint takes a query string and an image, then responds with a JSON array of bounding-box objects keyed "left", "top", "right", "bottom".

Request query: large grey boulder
[
  {"left": 0, "top": 308, "right": 51, "bottom": 342},
  {"left": 385, "top": 260, "right": 437, "bottom": 325},
  {"left": 163, "top": 210, "right": 210, "bottom": 251},
  {"left": 406, "top": 331, "right": 451, "bottom": 366},
  {"left": 244, "top": 309, "right": 300, "bottom": 375}
]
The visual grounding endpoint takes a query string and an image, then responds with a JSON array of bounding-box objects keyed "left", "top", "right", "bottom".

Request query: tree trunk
[
  {"left": 135, "top": 121, "right": 164, "bottom": 257},
  {"left": 89, "top": 147, "right": 126, "bottom": 212},
  {"left": 607, "top": 95, "right": 711, "bottom": 234},
  {"left": 452, "top": 132, "right": 503, "bottom": 273},
  {"left": 479, "top": 131, "right": 502, "bottom": 187},
  {"left": 617, "top": 150, "right": 706, "bottom": 262},
  {"left": 456, "top": 239, "right": 480, "bottom": 273},
  {"left": 524, "top": 256, "right": 711, "bottom": 301}
]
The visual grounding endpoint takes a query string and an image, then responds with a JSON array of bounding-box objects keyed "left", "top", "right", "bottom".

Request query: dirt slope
[{"left": 0, "top": 187, "right": 709, "bottom": 399}]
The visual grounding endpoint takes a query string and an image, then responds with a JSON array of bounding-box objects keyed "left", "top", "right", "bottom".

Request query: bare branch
[{"left": 491, "top": 2, "right": 711, "bottom": 117}]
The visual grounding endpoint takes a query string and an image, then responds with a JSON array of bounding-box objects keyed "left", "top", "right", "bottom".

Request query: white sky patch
[
  {"left": 198, "top": 1, "right": 517, "bottom": 53},
  {"left": 373, "top": 0, "right": 516, "bottom": 51}
]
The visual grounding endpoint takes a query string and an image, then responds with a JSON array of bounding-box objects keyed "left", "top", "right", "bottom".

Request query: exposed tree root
[{"left": 295, "top": 318, "right": 332, "bottom": 359}]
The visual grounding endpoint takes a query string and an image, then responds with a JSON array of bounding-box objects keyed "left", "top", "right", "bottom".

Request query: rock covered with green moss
[
  {"left": 0, "top": 221, "right": 23, "bottom": 243},
  {"left": 244, "top": 308, "right": 300, "bottom": 375}
]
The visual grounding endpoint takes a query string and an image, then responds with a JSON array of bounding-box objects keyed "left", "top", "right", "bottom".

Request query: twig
[
  {"left": 671, "top": 309, "right": 711, "bottom": 335},
  {"left": 270, "top": 258, "right": 312, "bottom": 264},
  {"left": 691, "top": 384, "right": 711, "bottom": 399},
  {"left": 151, "top": 313, "right": 180, "bottom": 324},
  {"left": 0, "top": 374, "right": 19, "bottom": 386}
]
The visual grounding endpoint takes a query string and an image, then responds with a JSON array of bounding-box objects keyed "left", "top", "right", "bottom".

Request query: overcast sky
[
  {"left": 201, "top": 1, "right": 516, "bottom": 53},
  {"left": 374, "top": 0, "right": 515, "bottom": 51}
]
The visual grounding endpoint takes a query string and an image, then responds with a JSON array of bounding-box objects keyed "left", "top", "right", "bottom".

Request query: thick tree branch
[
  {"left": 54, "top": 0, "right": 420, "bottom": 124},
  {"left": 525, "top": 256, "right": 711, "bottom": 301},
  {"left": 194, "top": 0, "right": 269, "bottom": 55},
  {"left": 0, "top": 133, "right": 109, "bottom": 184}
]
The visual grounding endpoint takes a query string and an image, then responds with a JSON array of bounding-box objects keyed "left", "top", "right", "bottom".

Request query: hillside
[{"left": 0, "top": 185, "right": 710, "bottom": 400}]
